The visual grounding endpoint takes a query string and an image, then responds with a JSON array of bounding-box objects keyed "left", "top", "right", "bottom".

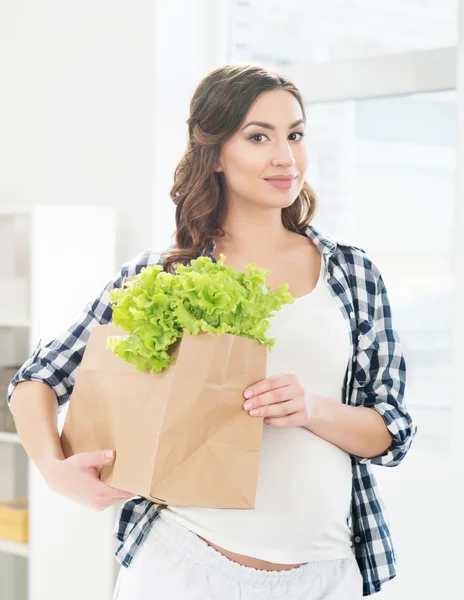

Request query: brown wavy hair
[{"left": 162, "top": 63, "right": 318, "bottom": 274}]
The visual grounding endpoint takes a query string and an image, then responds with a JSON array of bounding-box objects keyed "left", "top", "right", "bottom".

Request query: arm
[
  {"left": 341, "top": 263, "right": 417, "bottom": 467},
  {"left": 7, "top": 250, "right": 157, "bottom": 469},
  {"left": 7, "top": 263, "right": 127, "bottom": 473},
  {"left": 6, "top": 255, "right": 156, "bottom": 508},
  {"left": 303, "top": 393, "right": 393, "bottom": 459},
  {"left": 10, "top": 381, "right": 65, "bottom": 475}
]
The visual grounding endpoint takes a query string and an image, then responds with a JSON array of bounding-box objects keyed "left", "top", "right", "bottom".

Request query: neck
[{"left": 216, "top": 200, "right": 295, "bottom": 257}]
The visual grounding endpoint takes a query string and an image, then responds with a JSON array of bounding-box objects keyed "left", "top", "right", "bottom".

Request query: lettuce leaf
[{"left": 107, "top": 254, "right": 295, "bottom": 373}]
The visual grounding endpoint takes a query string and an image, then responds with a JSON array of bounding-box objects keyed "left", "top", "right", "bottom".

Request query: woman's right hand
[{"left": 42, "top": 450, "right": 134, "bottom": 511}]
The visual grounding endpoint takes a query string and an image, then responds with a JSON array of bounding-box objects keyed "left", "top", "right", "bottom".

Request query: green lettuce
[{"left": 107, "top": 254, "right": 295, "bottom": 373}]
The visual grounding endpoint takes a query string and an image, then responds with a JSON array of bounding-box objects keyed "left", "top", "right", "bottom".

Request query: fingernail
[
  {"left": 105, "top": 450, "right": 114, "bottom": 459},
  {"left": 244, "top": 390, "right": 253, "bottom": 398},
  {"left": 243, "top": 401, "right": 253, "bottom": 410},
  {"left": 249, "top": 409, "right": 259, "bottom": 416}
]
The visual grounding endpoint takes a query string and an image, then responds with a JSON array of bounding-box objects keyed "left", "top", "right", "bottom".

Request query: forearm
[
  {"left": 304, "top": 393, "right": 393, "bottom": 459},
  {"left": 9, "top": 381, "right": 65, "bottom": 475}
]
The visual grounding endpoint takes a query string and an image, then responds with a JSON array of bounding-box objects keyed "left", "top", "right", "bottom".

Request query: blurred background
[{"left": 0, "top": 1, "right": 463, "bottom": 599}]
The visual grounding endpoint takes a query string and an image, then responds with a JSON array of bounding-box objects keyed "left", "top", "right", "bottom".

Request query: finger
[
  {"left": 93, "top": 488, "right": 133, "bottom": 503},
  {"left": 265, "top": 412, "right": 303, "bottom": 428},
  {"left": 92, "top": 480, "right": 133, "bottom": 499},
  {"left": 245, "top": 385, "right": 300, "bottom": 410},
  {"left": 256, "top": 386, "right": 295, "bottom": 407},
  {"left": 78, "top": 450, "right": 115, "bottom": 469},
  {"left": 243, "top": 373, "right": 294, "bottom": 400},
  {"left": 253, "top": 399, "right": 301, "bottom": 419}
]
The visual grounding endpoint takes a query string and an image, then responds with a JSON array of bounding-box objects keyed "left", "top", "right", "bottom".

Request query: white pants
[{"left": 113, "top": 515, "right": 363, "bottom": 600}]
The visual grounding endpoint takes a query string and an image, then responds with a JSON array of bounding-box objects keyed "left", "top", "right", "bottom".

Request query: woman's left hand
[{"left": 242, "top": 373, "right": 312, "bottom": 428}]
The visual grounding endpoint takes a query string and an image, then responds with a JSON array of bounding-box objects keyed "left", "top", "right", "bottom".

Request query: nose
[{"left": 271, "top": 141, "right": 296, "bottom": 168}]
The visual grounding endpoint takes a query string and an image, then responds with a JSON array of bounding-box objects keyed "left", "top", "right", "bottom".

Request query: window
[{"left": 232, "top": 0, "right": 457, "bottom": 64}]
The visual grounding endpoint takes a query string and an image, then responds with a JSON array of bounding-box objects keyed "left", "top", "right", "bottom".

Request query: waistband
[{"left": 144, "top": 512, "right": 357, "bottom": 589}]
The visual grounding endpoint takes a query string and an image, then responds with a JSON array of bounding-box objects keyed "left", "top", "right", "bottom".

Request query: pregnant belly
[{"left": 163, "top": 428, "right": 353, "bottom": 566}]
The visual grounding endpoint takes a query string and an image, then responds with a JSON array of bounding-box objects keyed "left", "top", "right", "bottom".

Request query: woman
[{"left": 8, "top": 64, "right": 417, "bottom": 599}]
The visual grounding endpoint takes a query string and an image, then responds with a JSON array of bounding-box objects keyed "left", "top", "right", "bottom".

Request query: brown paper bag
[{"left": 61, "top": 324, "right": 267, "bottom": 508}]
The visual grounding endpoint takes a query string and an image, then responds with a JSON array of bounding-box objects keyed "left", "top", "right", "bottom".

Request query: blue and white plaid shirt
[{"left": 7, "top": 224, "right": 417, "bottom": 596}]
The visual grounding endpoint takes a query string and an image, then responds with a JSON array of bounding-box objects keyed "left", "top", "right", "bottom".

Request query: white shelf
[
  {"left": 0, "top": 205, "right": 118, "bottom": 599},
  {"left": 0, "top": 278, "right": 29, "bottom": 328},
  {"left": 0, "top": 209, "right": 31, "bottom": 217},
  {"left": 0, "top": 538, "right": 29, "bottom": 558},
  {"left": 0, "top": 432, "right": 21, "bottom": 445},
  {"left": 0, "top": 321, "right": 30, "bottom": 329}
]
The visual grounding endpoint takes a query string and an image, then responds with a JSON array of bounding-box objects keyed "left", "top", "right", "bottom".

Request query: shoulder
[
  {"left": 335, "top": 241, "right": 386, "bottom": 291},
  {"left": 121, "top": 247, "right": 166, "bottom": 278},
  {"left": 306, "top": 224, "right": 384, "bottom": 289}
]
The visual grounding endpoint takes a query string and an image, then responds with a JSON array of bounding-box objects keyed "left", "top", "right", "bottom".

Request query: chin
[
  {"left": 276, "top": 196, "right": 299, "bottom": 208},
  {"left": 246, "top": 190, "right": 299, "bottom": 210}
]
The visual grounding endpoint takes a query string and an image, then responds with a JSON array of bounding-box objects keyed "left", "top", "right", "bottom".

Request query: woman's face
[{"left": 215, "top": 89, "right": 309, "bottom": 211}]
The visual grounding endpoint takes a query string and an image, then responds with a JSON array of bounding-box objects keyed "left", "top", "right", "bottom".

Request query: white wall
[
  {"left": 0, "top": 1, "right": 155, "bottom": 268},
  {"left": 454, "top": 0, "right": 464, "bottom": 512},
  {"left": 0, "top": 0, "right": 232, "bottom": 265}
]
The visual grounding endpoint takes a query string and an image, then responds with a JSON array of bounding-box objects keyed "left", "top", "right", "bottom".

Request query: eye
[
  {"left": 249, "top": 131, "right": 305, "bottom": 144},
  {"left": 250, "top": 133, "right": 269, "bottom": 143},
  {"left": 289, "top": 131, "right": 305, "bottom": 141}
]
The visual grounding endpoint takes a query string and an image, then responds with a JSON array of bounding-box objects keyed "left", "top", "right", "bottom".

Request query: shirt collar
[{"left": 303, "top": 223, "right": 338, "bottom": 259}]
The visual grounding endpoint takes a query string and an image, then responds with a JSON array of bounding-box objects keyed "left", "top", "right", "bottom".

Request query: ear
[{"left": 214, "top": 154, "right": 223, "bottom": 173}]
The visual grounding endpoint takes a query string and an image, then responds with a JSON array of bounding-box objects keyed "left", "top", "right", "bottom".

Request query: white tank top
[{"left": 162, "top": 255, "right": 354, "bottom": 563}]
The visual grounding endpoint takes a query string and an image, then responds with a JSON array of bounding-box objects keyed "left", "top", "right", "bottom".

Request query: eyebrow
[{"left": 241, "top": 118, "right": 306, "bottom": 131}]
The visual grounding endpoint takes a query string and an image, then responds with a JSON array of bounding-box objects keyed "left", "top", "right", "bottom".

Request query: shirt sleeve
[
  {"left": 6, "top": 249, "right": 160, "bottom": 413},
  {"left": 351, "top": 262, "right": 418, "bottom": 467}
]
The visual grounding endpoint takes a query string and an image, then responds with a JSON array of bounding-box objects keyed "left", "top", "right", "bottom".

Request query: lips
[{"left": 265, "top": 178, "right": 295, "bottom": 189}]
